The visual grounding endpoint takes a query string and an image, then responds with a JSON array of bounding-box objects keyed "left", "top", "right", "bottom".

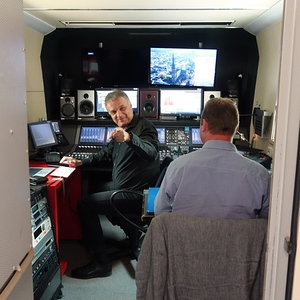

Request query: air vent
[{"left": 60, "top": 21, "right": 234, "bottom": 28}]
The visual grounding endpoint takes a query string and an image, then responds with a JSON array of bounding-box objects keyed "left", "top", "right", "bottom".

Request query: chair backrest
[
  {"left": 109, "top": 156, "right": 173, "bottom": 230},
  {"left": 154, "top": 156, "right": 173, "bottom": 187},
  {"left": 136, "top": 213, "right": 268, "bottom": 300}
]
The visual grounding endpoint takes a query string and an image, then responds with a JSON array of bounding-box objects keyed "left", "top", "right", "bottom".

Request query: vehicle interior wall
[{"left": 40, "top": 28, "right": 259, "bottom": 133}]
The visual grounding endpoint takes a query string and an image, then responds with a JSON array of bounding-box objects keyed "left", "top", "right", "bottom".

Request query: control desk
[
  {"left": 64, "top": 124, "right": 204, "bottom": 161},
  {"left": 60, "top": 124, "right": 271, "bottom": 169}
]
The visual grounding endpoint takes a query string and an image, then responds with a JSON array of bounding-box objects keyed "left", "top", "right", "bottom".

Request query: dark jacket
[{"left": 82, "top": 114, "right": 160, "bottom": 190}]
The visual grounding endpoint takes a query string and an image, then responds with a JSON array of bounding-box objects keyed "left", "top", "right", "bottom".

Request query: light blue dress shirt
[{"left": 154, "top": 140, "right": 270, "bottom": 219}]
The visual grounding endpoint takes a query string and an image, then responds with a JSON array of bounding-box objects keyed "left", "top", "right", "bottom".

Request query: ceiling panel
[
  {"left": 23, "top": 0, "right": 279, "bottom": 10},
  {"left": 23, "top": 0, "right": 283, "bottom": 34}
]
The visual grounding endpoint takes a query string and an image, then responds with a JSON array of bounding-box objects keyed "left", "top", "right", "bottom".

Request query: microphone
[{"left": 236, "top": 131, "right": 251, "bottom": 147}]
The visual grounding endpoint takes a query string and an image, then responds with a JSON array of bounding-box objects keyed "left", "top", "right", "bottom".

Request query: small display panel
[
  {"left": 28, "top": 121, "right": 58, "bottom": 149},
  {"left": 156, "top": 128, "right": 166, "bottom": 145},
  {"left": 95, "top": 87, "right": 139, "bottom": 116},
  {"left": 51, "top": 120, "right": 62, "bottom": 133},
  {"left": 160, "top": 88, "right": 202, "bottom": 117},
  {"left": 191, "top": 128, "right": 203, "bottom": 145},
  {"left": 105, "top": 127, "right": 115, "bottom": 144},
  {"left": 79, "top": 126, "right": 106, "bottom": 144}
]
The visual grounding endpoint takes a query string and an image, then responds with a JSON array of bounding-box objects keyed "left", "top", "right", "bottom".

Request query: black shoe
[
  {"left": 71, "top": 260, "right": 112, "bottom": 279},
  {"left": 130, "top": 234, "right": 144, "bottom": 260},
  {"left": 130, "top": 244, "right": 141, "bottom": 260}
]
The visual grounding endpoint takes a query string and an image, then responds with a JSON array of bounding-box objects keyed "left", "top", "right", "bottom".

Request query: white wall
[
  {"left": 252, "top": 21, "right": 282, "bottom": 155},
  {"left": 24, "top": 28, "right": 47, "bottom": 123},
  {"left": 262, "top": 0, "right": 300, "bottom": 297}
]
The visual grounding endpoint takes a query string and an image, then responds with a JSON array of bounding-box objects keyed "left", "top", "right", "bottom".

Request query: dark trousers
[{"left": 77, "top": 181, "right": 142, "bottom": 263}]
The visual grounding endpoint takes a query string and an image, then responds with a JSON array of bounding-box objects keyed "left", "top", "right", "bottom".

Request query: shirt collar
[{"left": 202, "top": 140, "right": 238, "bottom": 152}]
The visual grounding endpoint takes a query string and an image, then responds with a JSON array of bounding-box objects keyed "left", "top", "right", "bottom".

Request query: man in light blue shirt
[{"left": 155, "top": 98, "right": 270, "bottom": 219}]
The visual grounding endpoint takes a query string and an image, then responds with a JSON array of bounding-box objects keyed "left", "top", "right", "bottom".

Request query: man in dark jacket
[{"left": 60, "top": 89, "right": 160, "bottom": 279}]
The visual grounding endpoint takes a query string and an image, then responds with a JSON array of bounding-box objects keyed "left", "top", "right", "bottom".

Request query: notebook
[{"left": 29, "top": 167, "right": 55, "bottom": 177}]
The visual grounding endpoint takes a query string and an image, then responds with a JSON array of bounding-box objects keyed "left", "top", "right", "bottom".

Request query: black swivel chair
[{"left": 107, "top": 156, "right": 173, "bottom": 260}]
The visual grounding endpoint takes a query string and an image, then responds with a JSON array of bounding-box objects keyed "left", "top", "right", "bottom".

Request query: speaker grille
[
  {"left": 79, "top": 100, "right": 94, "bottom": 115},
  {"left": 60, "top": 96, "right": 75, "bottom": 119},
  {"left": 139, "top": 90, "right": 159, "bottom": 119},
  {"left": 77, "top": 90, "right": 95, "bottom": 118}
]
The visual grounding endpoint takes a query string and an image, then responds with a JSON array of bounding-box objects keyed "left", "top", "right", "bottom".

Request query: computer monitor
[
  {"left": 28, "top": 121, "right": 58, "bottom": 149},
  {"left": 160, "top": 88, "right": 202, "bottom": 118},
  {"left": 78, "top": 126, "right": 106, "bottom": 144},
  {"left": 95, "top": 87, "right": 139, "bottom": 118}
]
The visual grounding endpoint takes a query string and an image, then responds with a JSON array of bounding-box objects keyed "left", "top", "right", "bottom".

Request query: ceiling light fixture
[{"left": 59, "top": 21, "right": 234, "bottom": 28}]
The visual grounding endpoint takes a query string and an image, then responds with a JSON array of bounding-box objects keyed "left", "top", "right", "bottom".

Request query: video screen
[
  {"left": 82, "top": 48, "right": 149, "bottom": 87},
  {"left": 150, "top": 48, "right": 217, "bottom": 87},
  {"left": 160, "top": 89, "right": 202, "bottom": 116},
  {"left": 95, "top": 88, "right": 139, "bottom": 114},
  {"left": 79, "top": 126, "right": 106, "bottom": 144}
]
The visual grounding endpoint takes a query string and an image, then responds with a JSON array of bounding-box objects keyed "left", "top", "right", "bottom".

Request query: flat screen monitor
[
  {"left": 191, "top": 128, "right": 203, "bottom": 145},
  {"left": 160, "top": 88, "right": 202, "bottom": 117},
  {"left": 78, "top": 126, "right": 106, "bottom": 144},
  {"left": 28, "top": 121, "right": 58, "bottom": 149},
  {"left": 150, "top": 47, "right": 217, "bottom": 87},
  {"left": 95, "top": 88, "right": 139, "bottom": 118},
  {"left": 82, "top": 48, "right": 149, "bottom": 87},
  {"left": 156, "top": 128, "right": 166, "bottom": 145}
]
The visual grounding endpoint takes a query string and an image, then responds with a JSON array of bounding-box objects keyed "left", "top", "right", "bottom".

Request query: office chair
[
  {"left": 136, "top": 213, "right": 268, "bottom": 300},
  {"left": 107, "top": 156, "right": 173, "bottom": 260}
]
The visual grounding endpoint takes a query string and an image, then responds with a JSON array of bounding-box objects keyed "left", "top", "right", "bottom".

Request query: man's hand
[
  {"left": 59, "top": 156, "right": 83, "bottom": 167},
  {"left": 109, "top": 127, "right": 131, "bottom": 143}
]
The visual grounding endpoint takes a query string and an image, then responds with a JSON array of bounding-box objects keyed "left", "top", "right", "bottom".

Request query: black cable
[{"left": 110, "top": 190, "right": 147, "bottom": 232}]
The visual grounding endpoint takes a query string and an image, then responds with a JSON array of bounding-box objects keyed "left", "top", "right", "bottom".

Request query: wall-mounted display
[{"left": 150, "top": 48, "right": 217, "bottom": 88}]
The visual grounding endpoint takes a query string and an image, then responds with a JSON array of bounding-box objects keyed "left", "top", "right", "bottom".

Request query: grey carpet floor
[{"left": 58, "top": 216, "right": 138, "bottom": 300}]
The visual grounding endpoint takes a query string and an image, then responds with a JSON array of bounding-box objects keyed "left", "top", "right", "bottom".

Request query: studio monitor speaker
[
  {"left": 77, "top": 90, "right": 95, "bottom": 118},
  {"left": 139, "top": 90, "right": 159, "bottom": 119},
  {"left": 203, "top": 91, "right": 221, "bottom": 107},
  {"left": 60, "top": 96, "right": 75, "bottom": 119},
  {"left": 227, "top": 78, "right": 239, "bottom": 97},
  {"left": 60, "top": 77, "right": 72, "bottom": 96}
]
